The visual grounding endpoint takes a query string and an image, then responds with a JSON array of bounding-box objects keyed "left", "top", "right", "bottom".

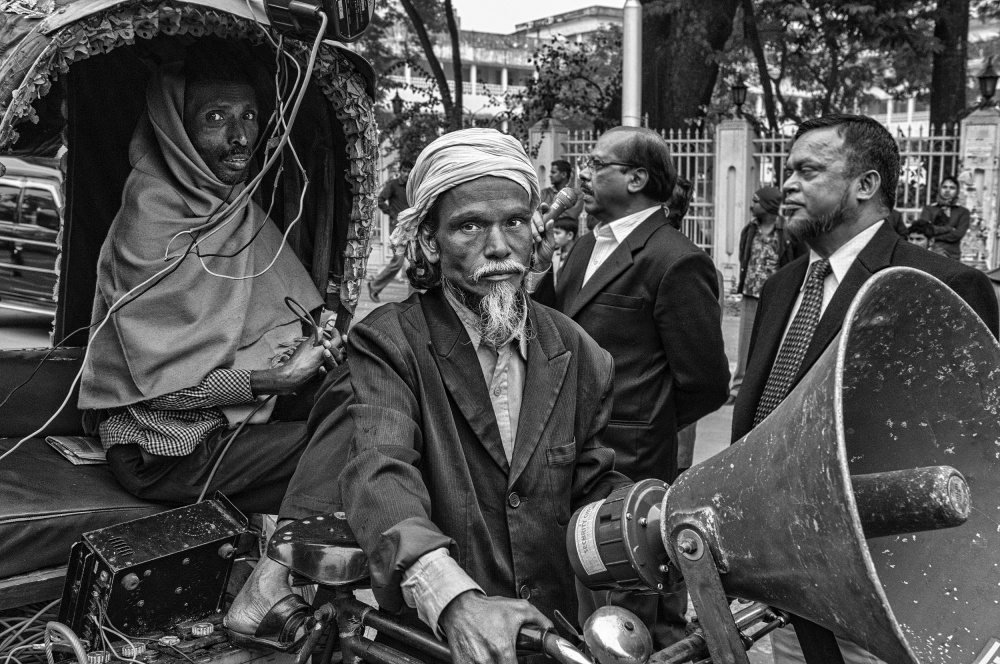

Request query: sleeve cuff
[{"left": 401, "top": 548, "right": 484, "bottom": 638}]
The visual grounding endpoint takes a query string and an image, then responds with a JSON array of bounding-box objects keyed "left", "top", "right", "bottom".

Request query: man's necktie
[{"left": 753, "top": 258, "right": 832, "bottom": 426}]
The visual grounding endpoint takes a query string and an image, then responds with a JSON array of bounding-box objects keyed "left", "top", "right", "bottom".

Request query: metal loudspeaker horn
[{"left": 571, "top": 268, "right": 1000, "bottom": 663}]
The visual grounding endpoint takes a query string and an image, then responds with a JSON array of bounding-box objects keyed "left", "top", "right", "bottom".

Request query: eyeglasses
[{"left": 581, "top": 155, "right": 640, "bottom": 172}]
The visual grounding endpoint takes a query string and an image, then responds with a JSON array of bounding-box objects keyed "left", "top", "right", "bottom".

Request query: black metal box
[{"left": 59, "top": 497, "right": 249, "bottom": 647}]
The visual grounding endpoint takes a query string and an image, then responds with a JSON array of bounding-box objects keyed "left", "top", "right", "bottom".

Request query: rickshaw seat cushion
[
  {"left": 0, "top": 437, "right": 166, "bottom": 578},
  {"left": 0, "top": 346, "right": 89, "bottom": 438},
  {"left": 267, "top": 513, "right": 371, "bottom": 587},
  {"left": 0, "top": 347, "right": 166, "bottom": 578}
]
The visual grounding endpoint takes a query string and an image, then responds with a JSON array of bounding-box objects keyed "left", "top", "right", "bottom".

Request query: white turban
[{"left": 389, "top": 128, "right": 540, "bottom": 253}]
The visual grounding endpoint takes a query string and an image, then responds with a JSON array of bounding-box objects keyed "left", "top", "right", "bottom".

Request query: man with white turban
[
  {"left": 339, "top": 128, "right": 630, "bottom": 662},
  {"left": 233, "top": 128, "right": 630, "bottom": 662}
]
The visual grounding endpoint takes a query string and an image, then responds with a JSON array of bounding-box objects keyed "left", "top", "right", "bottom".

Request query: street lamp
[
  {"left": 730, "top": 75, "right": 748, "bottom": 117},
  {"left": 391, "top": 91, "right": 404, "bottom": 116},
  {"left": 978, "top": 57, "right": 999, "bottom": 108}
]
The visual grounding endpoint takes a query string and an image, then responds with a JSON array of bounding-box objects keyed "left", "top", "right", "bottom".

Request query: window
[
  {"left": 0, "top": 185, "right": 19, "bottom": 223},
  {"left": 23, "top": 188, "right": 59, "bottom": 231}
]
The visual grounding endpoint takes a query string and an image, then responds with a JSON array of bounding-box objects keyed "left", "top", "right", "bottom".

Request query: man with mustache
[
  {"left": 80, "top": 42, "right": 355, "bottom": 650},
  {"left": 731, "top": 114, "right": 998, "bottom": 663},
  {"left": 338, "top": 128, "right": 630, "bottom": 664},
  {"left": 531, "top": 127, "right": 730, "bottom": 647}
]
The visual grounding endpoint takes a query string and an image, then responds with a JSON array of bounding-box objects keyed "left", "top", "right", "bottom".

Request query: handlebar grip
[
  {"left": 517, "top": 625, "right": 594, "bottom": 664},
  {"left": 516, "top": 624, "right": 547, "bottom": 651}
]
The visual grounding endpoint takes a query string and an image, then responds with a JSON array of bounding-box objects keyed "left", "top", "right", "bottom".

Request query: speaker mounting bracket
[{"left": 670, "top": 527, "right": 750, "bottom": 664}]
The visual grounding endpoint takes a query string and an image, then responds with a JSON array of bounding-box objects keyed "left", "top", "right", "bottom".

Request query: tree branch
[{"left": 398, "top": 0, "right": 454, "bottom": 120}]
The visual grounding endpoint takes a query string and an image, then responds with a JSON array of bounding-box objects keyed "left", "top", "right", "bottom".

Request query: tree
[
  {"left": 745, "top": 1, "right": 935, "bottom": 124},
  {"left": 929, "top": 0, "right": 969, "bottom": 129},
  {"left": 504, "top": 26, "right": 623, "bottom": 140},
  {"left": 397, "top": 0, "right": 464, "bottom": 131},
  {"left": 639, "top": 0, "right": 741, "bottom": 130}
]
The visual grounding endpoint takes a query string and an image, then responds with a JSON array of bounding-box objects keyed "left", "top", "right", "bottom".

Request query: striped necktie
[{"left": 753, "top": 258, "right": 832, "bottom": 426}]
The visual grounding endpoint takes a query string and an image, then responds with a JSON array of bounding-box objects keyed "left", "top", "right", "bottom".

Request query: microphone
[{"left": 542, "top": 187, "right": 579, "bottom": 222}]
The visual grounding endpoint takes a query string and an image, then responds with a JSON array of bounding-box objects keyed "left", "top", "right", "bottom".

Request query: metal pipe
[
  {"left": 621, "top": 0, "right": 642, "bottom": 127},
  {"left": 340, "top": 597, "right": 453, "bottom": 662}
]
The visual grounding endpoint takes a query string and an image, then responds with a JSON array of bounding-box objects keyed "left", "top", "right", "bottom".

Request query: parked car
[{"left": 0, "top": 158, "right": 62, "bottom": 316}]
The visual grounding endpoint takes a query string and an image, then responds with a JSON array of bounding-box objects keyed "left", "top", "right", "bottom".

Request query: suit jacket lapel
[
  {"left": 556, "top": 231, "right": 593, "bottom": 312},
  {"left": 793, "top": 222, "right": 898, "bottom": 385},
  {"left": 508, "top": 300, "right": 570, "bottom": 486},
  {"left": 564, "top": 209, "right": 666, "bottom": 319},
  {"left": 421, "top": 288, "right": 510, "bottom": 473}
]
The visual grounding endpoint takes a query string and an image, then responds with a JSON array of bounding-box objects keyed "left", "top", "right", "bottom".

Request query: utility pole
[{"left": 621, "top": 0, "right": 642, "bottom": 127}]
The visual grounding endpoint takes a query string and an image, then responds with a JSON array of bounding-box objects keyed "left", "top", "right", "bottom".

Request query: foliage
[
  {"left": 503, "top": 25, "right": 623, "bottom": 142},
  {"left": 742, "top": 1, "right": 937, "bottom": 124}
]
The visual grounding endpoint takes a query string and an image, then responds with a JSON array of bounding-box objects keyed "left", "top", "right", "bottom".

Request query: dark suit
[
  {"left": 733, "top": 221, "right": 999, "bottom": 442},
  {"left": 534, "top": 208, "right": 730, "bottom": 483},
  {"left": 731, "top": 220, "right": 999, "bottom": 660},
  {"left": 339, "top": 287, "right": 629, "bottom": 625}
]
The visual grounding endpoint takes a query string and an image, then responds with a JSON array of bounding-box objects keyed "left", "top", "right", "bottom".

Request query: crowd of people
[{"left": 80, "top": 40, "right": 998, "bottom": 664}]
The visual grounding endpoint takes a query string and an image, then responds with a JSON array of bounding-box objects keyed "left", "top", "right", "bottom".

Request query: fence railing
[{"left": 562, "top": 127, "right": 716, "bottom": 255}]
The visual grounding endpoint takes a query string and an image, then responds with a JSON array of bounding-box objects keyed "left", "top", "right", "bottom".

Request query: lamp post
[
  {"left": 391, "top": 91, "right": 404, "bottom": 116},
  {"left": 621, "top": 0, "right": 643, "bottom": 127},
  {"left": 730, "top": 75, "right": 748, "bottom": 118},
  {"left": 979, "top": 57, "right": 999, "bottom": 108}
]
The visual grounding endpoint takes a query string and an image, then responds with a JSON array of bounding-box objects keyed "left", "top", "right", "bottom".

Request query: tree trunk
[
  {"left": 639, "top": 0, "right": 740, "bottom": 130},
  {"left": 399, "top": 0, "right": 455, "bottom": 121},
  {"left": 929, "top": 0, "right": 969, "bottom": 131},
  {"left": 742, "top": 0, "right": 779, "bottom": 131},
  {"left": 443, "top": 0, "right": 463, "bottom": 130}
]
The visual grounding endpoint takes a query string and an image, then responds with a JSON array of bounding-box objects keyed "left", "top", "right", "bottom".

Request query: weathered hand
[
  {"left": 250, "top": 336, "right": 332, "bottom": 395},
  {"left": 321, "top": 323, "right": 346, "bottom": 369},
  {"left": 531, "top": 206, "right": 556, "bottom": 272},
  {"left": 440, "top": 591, "right": 553, "bottom": 664}
]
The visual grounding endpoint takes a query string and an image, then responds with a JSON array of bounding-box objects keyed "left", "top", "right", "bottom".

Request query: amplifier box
[{"left": 59, "top": 496, "right": 251, "bottom": 647}]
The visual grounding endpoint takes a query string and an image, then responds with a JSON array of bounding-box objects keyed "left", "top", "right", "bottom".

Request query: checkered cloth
[
  {"left": 99, "top": 368, "right": 254, "bottom": 456},
  {"left": 753, "top": 258, "right": 831, "bottom": 426}
]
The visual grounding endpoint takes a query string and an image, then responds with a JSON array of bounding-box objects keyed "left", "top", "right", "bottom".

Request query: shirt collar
[
  {"left": 802, "top": 220, "right": 884, "bottom": 291},
  {"left": 595, "top": 205, "right": 662, "bottom": 243},
  {"left": 443, "top": 285, "right": 529, "bottom": 359}
]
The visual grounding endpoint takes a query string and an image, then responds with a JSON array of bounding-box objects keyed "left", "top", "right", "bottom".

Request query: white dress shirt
[
  {"left": 582, "top": 205, "right": 662, "bottom": 285},
  {"left": 779, "top": 220, "right": 884, "bottom": 346}
]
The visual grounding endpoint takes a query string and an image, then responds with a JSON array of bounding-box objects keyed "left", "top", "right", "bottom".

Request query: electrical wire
[
  {"left": 196, "top": 393, "right": 276, "bottom": 503},
  {"left": 44, "top": 622, "right": 87, "bottom": 664}
]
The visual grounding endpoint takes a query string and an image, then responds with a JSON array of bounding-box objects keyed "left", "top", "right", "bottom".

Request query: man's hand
[
  {"left": 440, "top": 591, "right": 553, "bottom": 664},
  {"left": 531, "top": 205, "right": 557, "bottom": 273},
  {"left": 249, "top": 333, "right": 342, "bottom": 395}
]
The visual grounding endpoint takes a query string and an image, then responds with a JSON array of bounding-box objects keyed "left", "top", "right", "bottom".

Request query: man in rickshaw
[
  {"left": 225, "top": 129, "right": 631, "bottom": 662},
  {"left": 78, "top": 38, "right": 353, "bottom": 614}
]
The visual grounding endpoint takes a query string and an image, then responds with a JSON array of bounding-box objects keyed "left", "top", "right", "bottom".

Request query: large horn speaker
[{"left": 660, "top": 266, "right": 1000, "bottom": 662}]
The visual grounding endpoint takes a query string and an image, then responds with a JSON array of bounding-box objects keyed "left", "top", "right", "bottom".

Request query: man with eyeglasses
[{"left": 531, "top": 126, "right": 729, "bottom": 648}]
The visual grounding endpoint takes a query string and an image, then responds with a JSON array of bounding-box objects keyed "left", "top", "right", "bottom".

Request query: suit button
[
  {"left": 519, "top": 585, "right": 531, "bottom": 600},
  {"left": 493, "top": 386, "right": 502, "bottom": 397},
  {"left": 508, "top": 492, "right": 521, "bottom": 508}
]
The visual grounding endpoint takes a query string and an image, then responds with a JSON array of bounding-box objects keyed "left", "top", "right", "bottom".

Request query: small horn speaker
[{"left": 662, "top": 267, "right": 1000, "bottom": 662}]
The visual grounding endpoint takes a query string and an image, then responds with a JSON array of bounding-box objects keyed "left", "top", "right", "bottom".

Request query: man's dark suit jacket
[
  {"left": 732, "top": 220, "right": 1000, "bottom": 443},
  {"left": 339, "top": 287, "right": 630, "bottom": 624},
  {"left": 534, "top": 208, "right": 730, "bottom": 482}
]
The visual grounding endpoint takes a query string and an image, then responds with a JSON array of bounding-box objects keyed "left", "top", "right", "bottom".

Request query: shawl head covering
[
  {"left": 79, "top": 65, "right": 323, "bottom": 409},
  {"left": 389, "top": 128, "right": 539, "bottom": 253}
]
